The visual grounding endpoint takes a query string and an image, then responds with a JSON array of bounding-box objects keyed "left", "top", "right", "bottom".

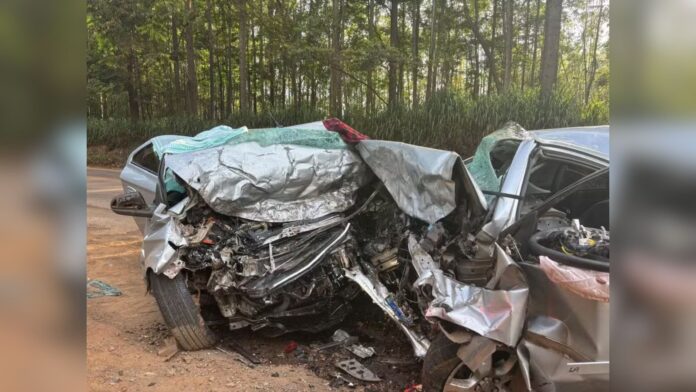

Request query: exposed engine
[
  {"left": 171, "top": 184, "right": 494, "bottom": 340},
  {"left": 169, "top": 187, "right": 420, "bottom": 336},
  {"left": 176, "top": 204, "right": 359, "bottom": 335}
]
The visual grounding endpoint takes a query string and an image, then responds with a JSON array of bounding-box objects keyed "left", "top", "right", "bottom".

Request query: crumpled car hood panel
[
  {"left": 357, "top": 140, "right": 487, "bottom": 224},
  {"left": 165, "top": 142, "right": 370, "bottom": 222}
]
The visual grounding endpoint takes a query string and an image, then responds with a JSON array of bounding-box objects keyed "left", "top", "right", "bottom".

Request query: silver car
[{"left": 112, "top": 121, "right": 609, "bottom": 391}]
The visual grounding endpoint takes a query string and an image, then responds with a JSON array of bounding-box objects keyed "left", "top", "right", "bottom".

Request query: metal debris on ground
[
  {"left": 315, "top": 338, "right": 357, "bottom": 351},
  {"left": 226, "top": 341, "right": 262, "bottom": 364},
  {"left": 316, "top": 329, "right": 359, "bottom": 351},
  {"left": 378, "top": 357, "right": 418, "bottom": 366},
  {"left": 86, "top": 279, "right": 122, "bottom": 299},
  {"left": 216, "top": 345, "right": 256, "bottom": 369},
  {"left": 335, "top": 359, "right": 381, "bottom": 382},
  {"left": 346, "top": 344, "right": 375, "bottom": 359}
]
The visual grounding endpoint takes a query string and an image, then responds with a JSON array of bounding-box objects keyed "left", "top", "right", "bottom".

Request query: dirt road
[{"left": 87, "top": 167, "right": 419, "bottom": 392}]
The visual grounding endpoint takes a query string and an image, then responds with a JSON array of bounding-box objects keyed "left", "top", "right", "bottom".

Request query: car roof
[{"left": 529, "top": 125, "right": 609, "bottom": 159}]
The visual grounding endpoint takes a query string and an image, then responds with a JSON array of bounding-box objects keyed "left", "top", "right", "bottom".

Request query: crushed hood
[
  {"left": 155, "top": 121, "right": 487, "bottom": 224},
  {"left": 357, "top": 140, "right": 487, "bottom": 224}
]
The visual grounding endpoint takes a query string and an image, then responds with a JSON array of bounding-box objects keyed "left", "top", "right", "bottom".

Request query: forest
[{"left": 87, "top": 0, "right": 608, "bottom": 160}]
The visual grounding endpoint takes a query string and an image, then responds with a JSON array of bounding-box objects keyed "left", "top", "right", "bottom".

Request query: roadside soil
[{"left": 87, "top": 167, "right": 420, "bottom": 392}]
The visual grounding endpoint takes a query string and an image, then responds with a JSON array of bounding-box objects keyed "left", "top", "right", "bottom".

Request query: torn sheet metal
[
  {"left": 140, "top": 204, "right": 186, "bottom": 278},
  {"left": 356, "top": 140, "right": 486, "bottom": 224},
  {"left": 414, "top": 245, "right": 528, "bottom": 347},
  {"left": 407, "top": 235, "right": 439, "bottom": 276},
  {"left": 343, "top": 267, "right": 430, "bottom": 357},
  {"left": 165, "top": 142, "right": 370, "bottom": 222}
]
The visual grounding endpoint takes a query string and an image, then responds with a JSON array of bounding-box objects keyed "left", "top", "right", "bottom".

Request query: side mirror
[{"left": 110, "top": 190, "right": 154, "bottom": 217}]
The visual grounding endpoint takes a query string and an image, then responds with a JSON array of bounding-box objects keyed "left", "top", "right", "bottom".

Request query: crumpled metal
[
  {"left": 343, "top": 267, "right": 431, "bottom": 357},
  {"left": 165, "top": 142, "right": 369, "bottom": 222},
  {"left": 140, "top": 203, "right": 186, "bottom": 278},
  {"left": 413, "top": 243, "right": 528, "bottom": 347},
  {"left": 357, "top": 140, "right": 486, "bottom": 224}
]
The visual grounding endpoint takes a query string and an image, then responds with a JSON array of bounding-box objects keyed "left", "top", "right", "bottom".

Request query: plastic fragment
[{"left": 284, "top": 341, "right": 298, "bottom": 354}]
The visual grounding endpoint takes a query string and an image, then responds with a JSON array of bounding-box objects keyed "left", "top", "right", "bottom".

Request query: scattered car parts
[{"left": 336, "top": 359, "right": 381, "bottom": 382}]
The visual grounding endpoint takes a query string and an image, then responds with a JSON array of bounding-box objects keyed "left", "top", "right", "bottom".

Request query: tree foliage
[{"left": 88, "top": 0, "right": 609, "bottom": 143}]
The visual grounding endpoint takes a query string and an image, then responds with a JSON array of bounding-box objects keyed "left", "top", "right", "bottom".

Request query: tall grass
[{"left": 89, "top": 89, "right": 607, "bottom": 157}]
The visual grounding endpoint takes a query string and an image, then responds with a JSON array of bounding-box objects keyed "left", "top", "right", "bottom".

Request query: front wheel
[
  {"left": 421, "top": 333, "right": 521, "bottom": 392},
  {"left": 149, "top": 272, "right": 218, "bottom": 351}
]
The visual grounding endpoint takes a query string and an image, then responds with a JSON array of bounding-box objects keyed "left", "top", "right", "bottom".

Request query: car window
[
  {"left": 132, "top": 143, "right": 160, "bottom": 173},
  {"left": 519, "top": 157, "right": 596, "bottom": 217}
]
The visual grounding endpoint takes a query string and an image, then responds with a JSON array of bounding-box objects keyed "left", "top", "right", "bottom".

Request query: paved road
[{"left": 86, "top": 167, "right": 342, "bottom": 392}]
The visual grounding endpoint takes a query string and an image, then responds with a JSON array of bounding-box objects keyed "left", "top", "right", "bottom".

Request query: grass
[{"left": 88, "top": 89, "right": 607, "bottom": 166}]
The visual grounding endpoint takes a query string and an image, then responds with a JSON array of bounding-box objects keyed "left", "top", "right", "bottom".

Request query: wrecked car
[{"left": 112, "top": 120, "right": 609, "bottom": 391}]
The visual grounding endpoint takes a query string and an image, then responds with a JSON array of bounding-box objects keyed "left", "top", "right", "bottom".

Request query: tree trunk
[
  {"left": 258, "top": 10, "right": 265, "bottom": 111},
  {"left": 281, "top": 63, "right": 286, "bottom": 109},
  {"left": 585, "top": 0, "right": 604, "bottom": 104},
  {"left": 223, "top": 2, "right": 233, "bottom": 117},
  {"left": 502, "top": 0, "right": 513, "bottom": 91},
  {"left": 388, "top": 0, "right": 399, "bottom": 109},
  {"left": 135, "top": 54, "right": 145, "bottom": 118},
  {"left": 539, "top": 0, "right": 563, "bottom": 99},
  {"left": 126, "top": 50, "right": 140, "bottom": 120},
  {"left": 411, "top": 0, "right": 420, "bottom": 107},
  {"left": 529, "top": 0, "right": 542, "bottom": 88},
  {"left": 398, "top": 4, "right": 405, "bottom": 105},
  {"left": 218, "top": 60, "right": 224, "bottom": 116},
  {"left": 329, "top": 0, "right": 342, "bottom": 117},
  {"left": 267, "top": 2, "right": 275, "bottom": 108},
  {"left": 251, "top": 23, "right": 257, "bottom": 114},
  {"left": 473, "top": 0, "right": 480, "bottom": 98},
  {"left": 425, "top": 0, "right": 437, "bottom": 100},
  {"left": 366, "top": 0, "right": 375, "bottom": 114},
  {"left": 440, "top": 28, "right": 452, "bottom": 90},
  {"left": 171, "top": 13, "right": 182, "bottom": 112},
  {"left": 292, "top": 64, "right": 299, "bottom": 109},
  {"left": 206, "top": 0, "right": 215, "bottom": 119},
  {"left": 521, "top": 0, "right": 531, "bottom": 90},
  {"left": 487, "top": 0, "right": 499, "bottom": 95},
  {"left": 238, "top": 0, "right": 250, "bottom": 114},
  {"left": 581, "top": 0, "right": 589, "bottom": 98},
  {"left": 184, "top": 0, "right": 198, "bottom": 116}
]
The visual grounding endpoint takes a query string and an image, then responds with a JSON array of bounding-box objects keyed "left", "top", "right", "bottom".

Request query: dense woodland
[{"left": 87, "top": 0, "right": 608, "bottom": 155}]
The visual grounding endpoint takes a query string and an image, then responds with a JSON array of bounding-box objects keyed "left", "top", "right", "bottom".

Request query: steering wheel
[{"left": 528, "top": 228, "right": 610, "bottom": 272}]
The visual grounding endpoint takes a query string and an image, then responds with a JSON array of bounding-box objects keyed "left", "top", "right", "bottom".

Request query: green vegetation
[{"left": 87, "top": 0, "right": 609, "bottom": 165}]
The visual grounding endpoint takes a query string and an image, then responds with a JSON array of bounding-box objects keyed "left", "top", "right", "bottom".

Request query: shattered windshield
[{"left": 466, "top": 123, "right": 527, "bottom": 203}]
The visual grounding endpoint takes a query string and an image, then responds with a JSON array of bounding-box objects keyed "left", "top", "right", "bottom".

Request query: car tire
[
  {"left": 421, "top": 333, "right": 462, "bottom": 391},
  {"left": 149, "top": 272, "right": 218, "bottom": 351}
]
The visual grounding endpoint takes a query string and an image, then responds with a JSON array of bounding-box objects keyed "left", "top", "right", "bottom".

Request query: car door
[{"left": 119, "top": 141, "right": 160, "bottom": 232}]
